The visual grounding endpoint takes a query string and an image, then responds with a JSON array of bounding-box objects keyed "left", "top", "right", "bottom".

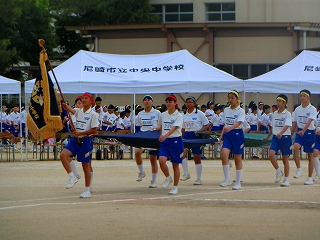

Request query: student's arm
[
  {"left": 159, "top": 126, "right": 179, "bottom": 142},
  {"left": 62, "top": 103, "right": 76, "bottom": 115},
  {"left": 291, "top": 122, "right": 297, "bottom": 136},
  {"left": 298, "top": 118, "right": 313, "bottom": 136}
]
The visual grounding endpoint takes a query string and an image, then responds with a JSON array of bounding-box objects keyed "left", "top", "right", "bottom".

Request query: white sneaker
[
  {"left": 281, "top": 180, "right": 290, "bottom": 187},
  {"left": 313, "top": 175, "right": 320, "bottom": 181},
  {"left": 180, "top": 173, "right": 191, "bottom": 181},
  {"left": 220, "top": 179, "right": 231, "bottom": 187},
  {"left": 294, "top": 169, "right": 303, "bottom": 178},
  {"left": 136, "top": 172, "right": 146, "bottom": 182},
  {"left": 228, "top": 161, "right": 233, "bottom": 169},
  {"left": 193, "top": 179, "right": 202, "bottom": 185},
  {"left": 66, "top": 176, "right": 78, "bottom": 189},
  {"left": 232, "top": 183, "right": 241, "bottom": 190},
  {"left": 149, "top": 181, "right": 157, "bottom": 188},
  {"left": 274, "top": 171, "right": 283, "bottom": 183},
  {"left": 304, "top": 177, "right": 313, "bottom": 185},
  {"left": 168, "top": 187, "right": 178, "bottom": 195},
  {"left": 162, "top": 176, "right": 173, "bottom": 189},
  {"left": 75, "top": 175, "right": 81, "bottom": 184},
  {"left": 80, "top": 191, "right": 91, "bottom": 198}
]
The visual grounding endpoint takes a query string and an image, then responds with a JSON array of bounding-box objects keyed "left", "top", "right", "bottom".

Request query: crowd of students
[{"left": 3, "top": 90, "right": 319, "bottom": 198}]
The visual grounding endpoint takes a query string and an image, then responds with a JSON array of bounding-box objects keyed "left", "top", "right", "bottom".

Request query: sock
[
  {"left": 235, "top": 170, "right": 242, "bottom": 185},
  {"left": 137, "top": 164, "right": 144, "bottom": 173},
  {"left": 85, "top": 187, "right": 90, "bottom": 192},
  {"left": 70, "top": 161, "right": 80, "bottom": 177},
  {"left": 276, "top": 168, "right": 281, "bottom": 174},
  {"left": 181, "top": 158, "right": 189, "bottom": 175},
  {"left": 68, "top": 172, "right": 75, "bottom": 178},
  {"left": 195, "top": 163, "right": 202, "bottom": 180},
  {"left": 314, "top": 157, "right": 319, "bottom": 175},
  {"left": 172, "top": 186, "right": 178, "bottom": 190},
  {"left": 166, "top": 176, "right": 171, "bottom": 180},
  {"left": 152, "top": 173, "right": 157, "bottom": 182},
  {"left": 90, "top": 172, "right": 93, "bottom": 186},
  {"left": 222, "top": 165, "right": 230, "bottom": 180},
  {"left": 284, "top": 177, "right": 289, "bottom": 181}
]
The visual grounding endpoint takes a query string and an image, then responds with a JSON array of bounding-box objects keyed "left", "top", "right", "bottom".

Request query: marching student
[
  {"left": 291, "top": 89, "right": 317, "bottom": 185},
  {"left": 60, "top": 92, "right": 99, "bottom": 198},
  {"left": 313, "top": 103, "right": 320, "bottom": 181},
  {"left": 156, "top": 95, "right": 184, "bottom": 195},
  {"left": 260, "top": 105, "right": 271, "bottom": 133},
  {"left": 135, "top": 95, "right": 161, "bottom": 188},
  {"left": 180, "top": 96, "right": 210, "bottom": 185},
  {"left": 205, "top": 101, "right": 214, "bottom": 124},
  {"left": 263, "top": 94, "right": 292, "bottom": 186},
  {"left": 219, "top": 90, "right": 245, "bottom": 190}
]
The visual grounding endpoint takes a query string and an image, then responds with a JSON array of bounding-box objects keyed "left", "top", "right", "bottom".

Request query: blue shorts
[
  {"left": 2, "top": 123, "right": 10, "bottom": 132},
  {"left": 107, "top": 126, "right": 115, "bottom": 132},
  {"left": 219, "top": 125, "right": 224, "bottom": 131},
  {"left": 101, "top": 125, "right": 108, "bottom": 131},
  {"left": 294, "top": 129, "right": 315, "bottom": 153},
  {"left": 11, "top": 125, "right": 20, "bottom": 137},
  {"left": 270, "top": 135, "right": 292, "bottom": 156},
  {"left": 64, "top": 137, "right": 93, "bottom": 163},
  {"left": 159, "top": 137, "right": 184, "bottom": 164},
  {"left": 184, "top": 131, "right": 202, "bottom": 155},
  {"left": 222, "top": 129, "right": 244, "bottom": 155},
  {"left": 211, "top": 125, "right": 220, "bottom": 131},
  {"left": 135, "top": 126, "right": 141, "bottom": 133},
  {"left": 249, "top": 125, "right": 257, "bottom": 132},
  {"left": 260, "top": 125, "right": 269, "bottom": 134},
  {"left": 137, "top": 146, "right": 159, "bottom": 156},
  {"left": 21, "top": 123, "right": 27, "bottom": 137},
  {"left": 315, "top": 135, "right": 320, "bottom": 151}
]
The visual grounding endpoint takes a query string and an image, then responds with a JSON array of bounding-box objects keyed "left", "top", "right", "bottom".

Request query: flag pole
[{"left": 38, "top": 39, "right": 77, "bottom": 133}]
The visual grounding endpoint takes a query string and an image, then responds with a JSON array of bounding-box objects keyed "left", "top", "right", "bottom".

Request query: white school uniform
[
  {"left": 183, "top": 109, "right": 209, "bottom": 132},
  {"left": 292, "top": 103, "right": 317, "bottom": 130},
  {"left": 160, "top": 110, "right": 183, "bottom": 137},
  {"left": 136, "top": 108, "right": 161, "bottom": 131},
  {"left": 73, "top": 108, "right": 100, "bottom": 137},
  {"left": 270, "top": 109, "right": 292, "bottom": 135}
]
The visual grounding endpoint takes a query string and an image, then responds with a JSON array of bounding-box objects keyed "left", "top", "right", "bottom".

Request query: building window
[
  {"left": 215, "top": 63, "right": 282, "bottom": 79},
  {"left": 151, "top": 4, "right": 193, "bottom": 23},
  {"left": 206, "top": 3, "right": 235, "bottom": 22}
]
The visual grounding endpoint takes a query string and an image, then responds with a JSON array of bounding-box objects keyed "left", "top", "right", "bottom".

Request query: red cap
[
  {"left": 165, "top": 95, "right": 177, "bottom": 102},
  {"left": 82, "top": 92, "right": 94, "bottom": 106}
]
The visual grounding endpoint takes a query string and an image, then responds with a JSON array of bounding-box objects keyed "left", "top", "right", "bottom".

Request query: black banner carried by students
[{"left": 26, "top": 50, "right": 63, "bottom": 140}]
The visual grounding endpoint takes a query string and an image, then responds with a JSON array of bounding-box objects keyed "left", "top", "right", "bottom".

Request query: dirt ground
[{"left": 0, "top": 157, "right": 319, "bottom": 240}]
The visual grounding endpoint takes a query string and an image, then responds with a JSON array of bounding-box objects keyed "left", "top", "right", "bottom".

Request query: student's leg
[
  {"left": 150, "top": 154, "right": 158, "bottom": 185},
  {"left": 82, "top": 162, "right": 91, "bottom": 187},
  {"left": 234, "top": 154, "right": 243, "bottom": 186},
  {"left": 293, "top": 142, "right": 301, "bottom": 168},
  {"left": 181, "top": 148, "right": 189, "bottom": 177},
  {"left": 307, "top": 153, "right": 314, "bottom": 178},
  {"left": 159, "top": 156, "right": 169, "bottom": 177},
  {"left": 282, "top": 155, "right": 290, "bottom": 178},
  {"left": 220, "top": 148, "right": 231, "bottom": 185},
  {"left": 313, "top": 149, "right": 320, "bottom": 179},
  {"left": 194, "top": 154, "right": 202, "bottom": 181},
  {"left": 135, "top": 148, "right": 145, "bottom": 181},
  {"left": 172, "top": 163, "right": 180, "bottom": 187},
  {"left": 269, "top": 150, "right": 279, "bottom": 170},
  {"left": 60, "top": 149, "right": 73, "bottom": 173}
]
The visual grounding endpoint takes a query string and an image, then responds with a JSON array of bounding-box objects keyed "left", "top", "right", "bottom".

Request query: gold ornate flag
[{"left": 26, "top": 50, "right": 63, "bottom": 140}]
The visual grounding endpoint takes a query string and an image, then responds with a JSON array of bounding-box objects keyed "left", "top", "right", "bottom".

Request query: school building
[{"left": 64, "top": 0, "right": 320, "bottom": 109}]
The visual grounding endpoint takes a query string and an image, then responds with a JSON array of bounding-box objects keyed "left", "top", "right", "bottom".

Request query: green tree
[
  {"left": 51, "top": 0, "right": 161, "bottom": 56},
  {"left": 0, "top": 0, "right": 57, "bottom": 76}
]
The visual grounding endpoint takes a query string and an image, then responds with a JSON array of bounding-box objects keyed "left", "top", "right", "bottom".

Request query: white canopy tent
[
  {"left": 0, "top": 75, "right": 21, "bottom": 94},
  {"left": 244, "top": 50, "right": 320, "bottom": 93},
  {"left": 25, "top": 49, "right": 244, "bottom": 94}
]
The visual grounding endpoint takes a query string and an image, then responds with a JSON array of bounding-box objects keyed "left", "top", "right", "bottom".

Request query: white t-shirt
[
  {"left": 292, "top": 103, "right": 317, "bottom": 130},
  {"left": 260, "top": 113, "right": 271, "bottom": 126},
  {"left": 1, "top": 111, "right": 8, "bottom": 122},
  {"left": 116, "top": 118, "right": 124, "bottom": 129},
  {"left": 270, "top": 109, "right": 292, "bottom": 135},
  {"left": 210, "top": 113, "right": 220, "bottom": 126},
  {"left": 247, "top": 113, "right": 259, "bottom": 126},
  {"left": 137, "top": 108, "right": 161, "bottom": 132},
  {"left": 20, "top": 110, "right": 26, "bottom": 123},
  {"left": 160, "top": 110, "right": 183, "bottom": 138},
  {"left": 182, "top": 109, "right": 209, "bottom": 132},
  {"left": 316, "top": 111, "right": 320, "bottom": 132},
  {"left": 105, "top": 113, "right": 118, "bottom": 129},
  {"left": 123, "top": 116, "right": 132, "bottom": 129},
  {"left": 222, "top": 106, "right": 245, "bottom": 129},
  {"left": 73, "top": 108, "right": 99, "bottom": 137},
  {"left": 205, "top": 109, "right": 214, "bottom": 121},
  {"left": 8, "top": 112, "right": 20, "bottom": 125}
]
